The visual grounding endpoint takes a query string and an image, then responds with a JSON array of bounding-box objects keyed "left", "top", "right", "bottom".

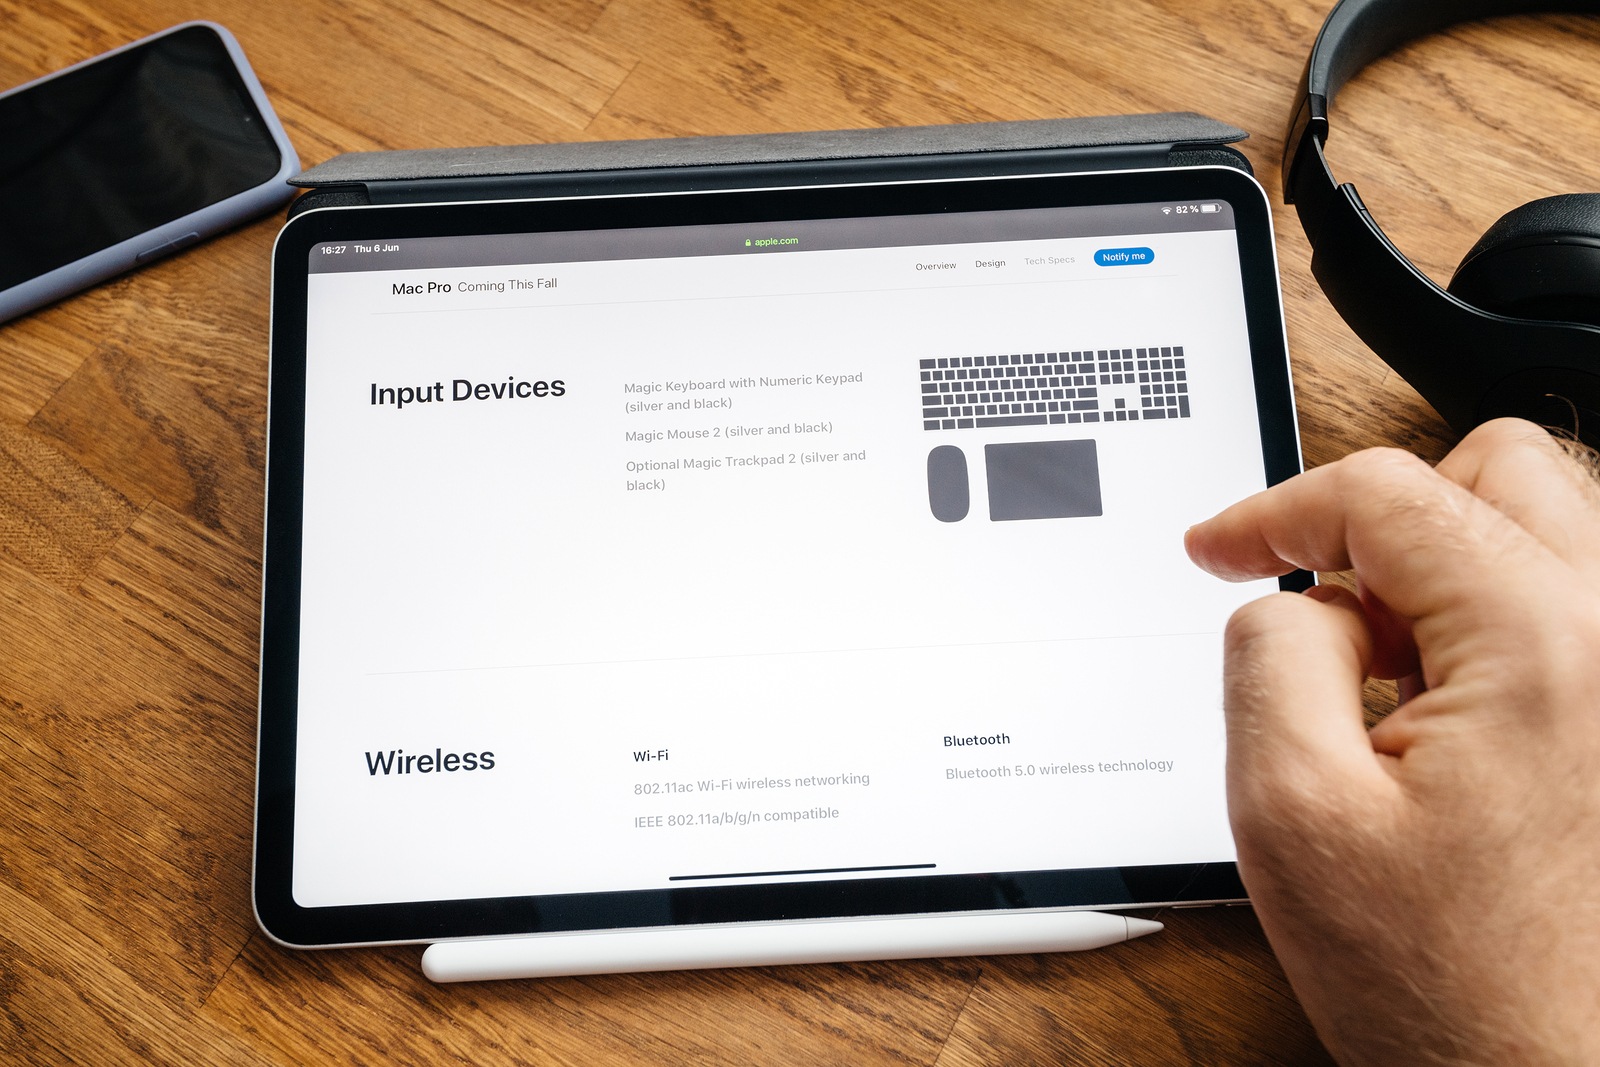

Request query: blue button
[{"left": 1094, "top": 247, "right": 1155, "bottom": 266}]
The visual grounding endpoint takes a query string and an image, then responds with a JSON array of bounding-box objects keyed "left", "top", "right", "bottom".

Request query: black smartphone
[{"left": 0, "top": 21, "right": 298, "bottom": 324}]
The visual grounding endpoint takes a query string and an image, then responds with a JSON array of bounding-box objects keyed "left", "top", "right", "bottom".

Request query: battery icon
[{"left": 1200, "top": 203, "right": 1222, "bottom": 213}]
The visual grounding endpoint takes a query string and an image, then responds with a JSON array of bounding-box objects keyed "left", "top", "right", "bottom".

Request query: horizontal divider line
[{"left": 669, "top": 862, "right": 937, "bottom": 882}]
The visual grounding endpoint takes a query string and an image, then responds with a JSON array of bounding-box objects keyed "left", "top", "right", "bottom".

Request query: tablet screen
[{"left": 259, "top": 166, "right": 1305, "bottom": 947}]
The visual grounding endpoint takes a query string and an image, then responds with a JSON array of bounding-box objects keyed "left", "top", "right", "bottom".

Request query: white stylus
[{"left": 420, "top": 910, "right": 1163, "bottom": 982}]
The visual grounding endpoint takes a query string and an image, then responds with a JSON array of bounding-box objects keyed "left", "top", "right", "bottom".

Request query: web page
[{"left": 290, "top": 203, "right": 1280, "bottom": 907}]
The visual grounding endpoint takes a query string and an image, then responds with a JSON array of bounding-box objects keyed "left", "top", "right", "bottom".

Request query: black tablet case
[
  {"left": 264, "top": 114, "right": 1274, "bottom": 948},
  {"left": 287, "top": 113, "right": 1250, "bottom": 214}
]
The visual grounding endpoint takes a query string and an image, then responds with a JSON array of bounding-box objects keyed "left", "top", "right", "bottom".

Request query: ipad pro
[{"left": 257, "top": 165, "right": 1307, "bottom": 957}]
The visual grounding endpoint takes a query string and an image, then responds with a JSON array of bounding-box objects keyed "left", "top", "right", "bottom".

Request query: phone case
[{"left": 0, "top": 22, "right": 298, "bottom": 324}]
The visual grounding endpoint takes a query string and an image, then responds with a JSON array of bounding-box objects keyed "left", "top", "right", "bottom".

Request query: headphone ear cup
[{"left": 1447, "top": 193, "right": 1600, "bottom": 328}]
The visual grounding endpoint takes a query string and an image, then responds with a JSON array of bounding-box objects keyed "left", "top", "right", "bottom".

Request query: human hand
[{"left": 1184, "top": 419, "right": 1600, "bottom": 1066}]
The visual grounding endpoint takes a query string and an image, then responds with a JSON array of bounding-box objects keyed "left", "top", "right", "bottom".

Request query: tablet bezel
[{"left": 258, "top": 165, "right": 1308, "bottom": 948}]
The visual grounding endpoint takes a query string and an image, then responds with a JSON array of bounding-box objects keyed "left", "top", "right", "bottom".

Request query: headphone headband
[
  {"left": 1283, "top": 0, "right": 1600, "bottom": 442},
  {"left": 1285, "top": 0, "right": 1600, "bottom": 216}
]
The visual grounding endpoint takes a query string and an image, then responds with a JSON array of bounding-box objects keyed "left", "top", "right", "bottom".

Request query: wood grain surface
[{"left": 3, "top": 1, "right": 1598, "bottom": 1063}]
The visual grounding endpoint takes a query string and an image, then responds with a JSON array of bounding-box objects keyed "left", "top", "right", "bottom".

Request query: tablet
[{"left": 257, "top": 164, "right": 1307, "bottom": 953}]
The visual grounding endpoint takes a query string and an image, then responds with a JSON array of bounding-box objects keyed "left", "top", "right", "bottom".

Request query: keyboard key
[{"left": 975, "top": 414, "right": 1047, "bottom": 428}]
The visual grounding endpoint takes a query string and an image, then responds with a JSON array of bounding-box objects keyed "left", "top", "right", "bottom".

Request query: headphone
[{"left": 1284, "top": 0, "right": 1600, "bottom": 447}]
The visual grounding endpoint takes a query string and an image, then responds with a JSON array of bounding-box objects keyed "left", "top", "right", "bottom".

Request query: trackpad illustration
[
  {"left": 926, "top": 445, "right": 970, "bottom": 522},
  {"left": 984, "top": 440, "right": 1102, "bottom": 520}
]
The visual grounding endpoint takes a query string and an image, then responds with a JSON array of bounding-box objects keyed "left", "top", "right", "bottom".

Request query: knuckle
[
  {"left": 1338, "top": 445, "right": 1431, "bottom": 486},
  {"left": 1222, "top": 591, "right": 1302, "bottom": 651}
]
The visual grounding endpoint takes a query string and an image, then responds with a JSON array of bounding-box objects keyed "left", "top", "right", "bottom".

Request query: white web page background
[{"left": 290, "top": 224, "right": 1280, "bottom": 907}]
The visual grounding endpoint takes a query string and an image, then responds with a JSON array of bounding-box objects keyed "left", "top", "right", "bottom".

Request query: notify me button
[{"left": 1094, "top": 246, "right": 1154, "bottom": 267}]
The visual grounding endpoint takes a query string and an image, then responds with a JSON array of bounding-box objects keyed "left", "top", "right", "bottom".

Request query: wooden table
[{"left": 4, "top": 2, "right": 1598, "bottom": 1062}]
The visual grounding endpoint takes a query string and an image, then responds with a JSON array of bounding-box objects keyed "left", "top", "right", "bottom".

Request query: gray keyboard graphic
[{"left": 919, "top": 347, "right": 1188, "bottom": 430}]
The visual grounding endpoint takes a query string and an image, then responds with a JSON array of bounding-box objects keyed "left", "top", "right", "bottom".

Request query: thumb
[{"left": 1223, "top": 586, "right": 1399, "bottom": 842}]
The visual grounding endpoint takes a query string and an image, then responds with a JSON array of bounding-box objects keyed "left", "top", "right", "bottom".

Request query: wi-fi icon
[{"left": 1161, "top": 207, "right": 1172, "bottom": 215}]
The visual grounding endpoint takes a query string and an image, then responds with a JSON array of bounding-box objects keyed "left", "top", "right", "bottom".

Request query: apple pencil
[{"left": 420, "top": 910, "right": 1162, "bottom": 982}]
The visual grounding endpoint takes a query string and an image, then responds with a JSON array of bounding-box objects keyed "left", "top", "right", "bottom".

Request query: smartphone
[{"left": 0, "top": 21, "right": 298, "bottom": 324}]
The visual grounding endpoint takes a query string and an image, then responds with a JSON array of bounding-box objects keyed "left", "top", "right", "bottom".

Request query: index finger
[{"left": 1184, "top": 445, "right": 1562, "bottom": 628}]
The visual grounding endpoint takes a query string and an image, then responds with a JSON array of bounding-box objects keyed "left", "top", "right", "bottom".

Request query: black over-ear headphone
[{"left": 1284, "top": 0, "right": 1600, "bottom": 447}]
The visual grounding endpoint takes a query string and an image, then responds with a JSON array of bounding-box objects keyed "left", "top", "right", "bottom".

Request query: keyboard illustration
[{"left": 919, "top": 347, "right": 1188, "bottom": 430}]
